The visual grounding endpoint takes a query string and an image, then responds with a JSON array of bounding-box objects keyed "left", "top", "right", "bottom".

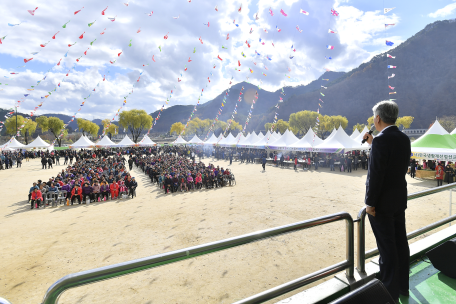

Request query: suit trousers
[{"left": 368, "top": 211, "right": 409, "bottom": 299}]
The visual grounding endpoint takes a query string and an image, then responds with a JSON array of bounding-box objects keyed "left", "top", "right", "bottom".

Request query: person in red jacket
[
  {"left": 294, "top": 156, "right": 298, "bottom": 171},
  {"left": 435, "top": 162, "right": 444, "bottom": 187},
  {"left": 31, "top": 188, "right": 43, "bottom": 209},
  {"left": 110, "top": 181, "right": 120, "bottom": 200},
  {"left": 71, "top": 184, "right": 83, "bottom": 205}
]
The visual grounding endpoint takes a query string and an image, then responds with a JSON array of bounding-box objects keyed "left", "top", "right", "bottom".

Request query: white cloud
[
  {"left": 428, "top": 3, "right": 456, "bottom": 18},
  {"left": 0, "top": 0, "right": 404, "bottom": 123}
]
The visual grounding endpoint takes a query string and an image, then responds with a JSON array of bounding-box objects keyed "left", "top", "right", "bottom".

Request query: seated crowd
[
  {"left": 135, "top": 147, "right": 235, "bottom": 194},
  {"left": 28, "top": 154, "right": 138, "bottom": 209}
]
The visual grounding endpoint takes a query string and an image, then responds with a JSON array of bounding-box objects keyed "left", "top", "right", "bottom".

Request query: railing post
[
  {"left": 450, "top": 189, "right": 453, "bottom": 227},
  {"left": 346, "top": 217, "right": 354, "bottom": 278},
  {"left": 356, "top": 207, "right": 367, "bottom": 273}
]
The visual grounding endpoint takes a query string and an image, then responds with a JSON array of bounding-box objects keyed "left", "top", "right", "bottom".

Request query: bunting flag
[
  {"left": 386, "top": 40, "right": 394, "bottom": 46},
  {"left": 280, "top": 9, "right": 287, "bottom": 16},
  {"left": 88, "top": 20, "right": 96, "bottom": 27},
  {"left": 387, "top": 54, "right": 395, "bottom": 59},
  {"left": 328, "top": 29, "right": 337, "bottom": 34},
  {"left": 300, "top": 9, "right": 309, "bottom": 15},
  {"left": 384, "top": 8, "right": 395, "bottom": 14},
  {"left": 385, "top": 24, "right": 395, "bottom": 28},
  {"left": 387, "top": 65, "right": 397, "bottom": 68},
  {"left": 326, "top": 45, "right": 334, "bottom": 50},
  {"left": 74, "top": 7, "right": 84, "bottom": 15},
  {"left": 102, "top": 7, "right": 108, "bottom": 15},
  {"left": 24, "top": 58, "right": 33, "bottom": 63},
  {"left": 27, "top": 7, "right": 39, "bottom": 15},
  {"left": 388, "top": 74, "right": 395, "bottom": 79},
  {"left": 62, "top": 20, "right": 70, "bottom": 28},
  {"left": 331, "top": 8, "right": 339, "bottom": 16}
]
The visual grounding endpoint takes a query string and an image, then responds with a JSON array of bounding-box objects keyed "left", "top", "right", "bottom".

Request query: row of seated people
[
  {"left": 134, "top": 150, "right": 235, "bottom": 194},
  {"left": 28, "top": 155, "right": 137, "bottom": 209}
]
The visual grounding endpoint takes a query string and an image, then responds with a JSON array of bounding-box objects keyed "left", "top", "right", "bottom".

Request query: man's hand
[
  {"left": 363, "top": 132, "right": 374, "bottom": 145},
  {"left": 366, "top": 206, "right": 376, "bottom": 217}
]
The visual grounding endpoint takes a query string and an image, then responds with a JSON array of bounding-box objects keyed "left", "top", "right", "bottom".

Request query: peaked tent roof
[
  {"left": 173, "top": 135, "right": 188, "bottom": 145},
  {"left": 69, "top": 135, "right": 96, "bottom": 148},
  {"left": 289, "top": 128, "right": 324, "bottom": 151},
  {"left": 354, "top": 126, "right": 370, "bottom": 143},
  {"left": 117, "top": 135, "right": 136, "bottom": 147},
  {"left": 188, "top": 135, "right": 204, "bottom": 144},
  {"left": 25, "top": 136, "right": 50, "bottom": 149},
  {"left": 96, "top": 135, "right": 116, "bottom": 147},
  {"left": 7, "top": 137, "right": 26, "bottom": 149},
  {"left": 451, "top": 128, "right": 456, "bottom": 136},
  {"left": 204, "top": 134, "right": 218, "bottom": 145},
  {"left": 138, "top": 135, "right": 156, "bottom": 146},
  {"left": 411, "top": 120, "right": 456, "bottom": 150},
  {"left": 252, "top": 131, "right": 274, "bottom": 149},
  {"left": 350, "top": 129, "right": 361, "bottom": 139},
  {"left": 238, "top": 132, "right": 260, "bottom": 148},
  {"left": 218, "top": 133, "right": 236, "bottom": 146},
  {"left": 267, "top": 129, "right": 299, "bottom": 150},
  {"left": 315, "top": 128, "right": 366, "bottom": 153},
  {"left": 257, "top": 132, "right": 265, "bottom": 140}
]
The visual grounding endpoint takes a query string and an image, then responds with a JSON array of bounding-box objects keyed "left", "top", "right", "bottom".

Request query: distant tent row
[
  {"left": 0, "top": 134, "right": 157, "bottom": 151},
  {"left": 173, "top": 126, "right": 371, "bottom": 152}
]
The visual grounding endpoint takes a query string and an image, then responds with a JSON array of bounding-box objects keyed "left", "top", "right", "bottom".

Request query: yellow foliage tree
[
  {"left": 102, "top": 119, "right": 118, "bottom": 139},
  {"left": 5, "top": 115, "right": 37, "bottom": 145},
  {"left": 118, "top": 109, "right": 153, "bottom": 143},
  {"left": 170, "top": 122, "right": 185, "bottom": 135}
]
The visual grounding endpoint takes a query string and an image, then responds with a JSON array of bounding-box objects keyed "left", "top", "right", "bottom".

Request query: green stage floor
[{"left": 399, "top": 260, "right": 456, "bottom": 303}]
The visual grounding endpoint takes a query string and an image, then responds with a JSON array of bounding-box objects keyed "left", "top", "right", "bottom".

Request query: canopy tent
[
  {"left": 138, "top": 135, "right": 156, "bottom": 147},
  {"left": 257, "top": 132, "right": 265, "bottom": 140},
  {"left": 188, "top": 135, "right": 204, "bottom": 144},
  {"left": 411, "top": 120, "right": 456, "bottom": 160},
  {"left": 116, "top": 135, "right": 136, "bottom": 147},
  {"left": 251, "top": 131, "right": 275, "bottom": 149},
  {"left": 315, "top": 128, "right": 366, "bottom": 153},
  {"left": 237, "top": 132, "right": 260, "bottom": 148},
  {"left": 350, "top": 128, "right": 361, "bottom": 139},
  {"left": 204, "top": 134, "right": 218, "bottom": 145},
  {"left": 2, "top": 137, "right": 26, "bottom": 150},
  {"left": 266, "top": 129, "right": 300, "bottom": 150},
  {"left": 217, "top": 133, "right": 225, "bottom": 141},
  {"left": 69, "top": 135, "right": 96, "bottom": 149},
  {"left": 96, "top": 135, "right": 117, "bottom": 148},
  {"left": 25, "top": 136, "right": 50, "bottom": 149},
  {"left": 325, "top": 128, "right": 337, "bottom": 141},
  {"left": 173, "top": 135, "right": 188, "bottom": 145},
  {"left": 289, "top": 128, "right": 324, "bottom": 151},
  {"left": 451, "top": 127, "right": 456, "bottom": 137},
  {"left": 217, "top": 133, "right": 237, "bottom": 147}
]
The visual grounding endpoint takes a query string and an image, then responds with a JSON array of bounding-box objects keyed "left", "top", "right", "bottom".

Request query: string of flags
[{"left": 384, "top": 7, "right": 397, "bottom": 97}]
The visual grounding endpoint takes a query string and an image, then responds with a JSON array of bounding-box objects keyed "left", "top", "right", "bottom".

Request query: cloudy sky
[{"left": 0, "top": 0, "right": 455, "bottom": 122}]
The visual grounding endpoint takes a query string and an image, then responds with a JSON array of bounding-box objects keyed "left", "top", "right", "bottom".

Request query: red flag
[
  {"left": 84, "top": 48, "right": 89, "bottom": 55},
  {"left": 24, "top": 58, "right": 33, "bottom": 63},
  {"left": 188, "top": 57, "right": 192, "bottom": 62},
  {"left": 74, "top": 7, "right": 84, "bottom": 15},
  {"left": 101, "top": 6, "right": 108, "bottom": 15},
  {"left": 52, "top": 31, "right": 60, "bottom": 39},
  {"left": 238, "top": 60, "right": 241, "bottom": 66},
  {"left": 79, "top": 32, "right": 85, "bottom": 39},
  {"left": 100, "top": 28, "right": 106, "bottom": 35},
  {"left": 118, "top": 52, "right": 122, "bottom": 57},
  {"left": 217, "top": 55, "right": 223, "bottom": 61}
]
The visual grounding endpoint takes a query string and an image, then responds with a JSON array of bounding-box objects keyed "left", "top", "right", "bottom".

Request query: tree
[
  {"left": 326, "top": 115, "right": 348, "bottom": 131},
  {"left": 5, "top": 115, "right": 37, "bottom": 145},
  {"left": 77, "top": 118, "right": 99, "bottom": 137},
  {"left": 275, "top": 119, "right": 290, "bottom": 134},
  {"left": 438, "top": 116, "right": 456, "bottom": 133},
  {"left": 170, "top": 122, "right": 185, "bottom": 135},
  {"left": 102, "top": 119, "right": 118, "bottom": 139},
  {"left": 353, "top": 123, "right": 366, "bottom": 133},
  {"left": 228, "top": 120, "right": 242, "bottom": 135},
  {"left": 118, "top": 109, "right": 153, "bottom": 143},
  {"left": 36, "top": 116, "right": 67, "bottom": 147},
  {"left": 395, "top": 116, "right": 414, "bottom": 129},
  {"left": 191, "top": 117, "right": 211, "bottom": 136},
  {"left": 367, "top": 116, "right": 374, "bottom": 129},
  {"left": 288, "top": 111, "right": 320, "bottom": 136},
  {"left": 264, "top": 122, "right": 272, "bottom": 133},
  {"left": 213, "top": 120, "right": 228, "bottom": 136}
]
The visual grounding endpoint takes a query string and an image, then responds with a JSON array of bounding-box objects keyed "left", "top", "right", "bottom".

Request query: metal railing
[
  {"left": 357, "top": 183, "right": 456, "bottom": 273},
  {"left": 40, "top": 212, "right": 354, "bottom": 304}
]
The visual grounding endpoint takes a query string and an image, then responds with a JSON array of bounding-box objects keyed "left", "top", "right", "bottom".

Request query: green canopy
[{"left": 411, "top": 120, "right": 456, "bottom": 149}]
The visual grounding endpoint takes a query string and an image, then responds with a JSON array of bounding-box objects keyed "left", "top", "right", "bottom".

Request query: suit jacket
[{"left": 365, "top": 126, "right": 411, "bottom": 214}]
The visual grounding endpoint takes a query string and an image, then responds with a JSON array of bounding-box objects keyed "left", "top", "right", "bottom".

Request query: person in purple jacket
[
  {"left": 100, "top": 181, "right": 110, "bottom": 201},
  {"left": 82, "top": 182, "right": 93, "bottom": 203},
  {"left": 60, "top": 181, "right": 72, "bottom": 201}
]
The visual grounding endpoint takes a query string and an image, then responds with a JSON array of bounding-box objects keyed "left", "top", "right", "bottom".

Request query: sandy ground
[{"left": 0, "top": 157, "right": 452, "bottom": 304}]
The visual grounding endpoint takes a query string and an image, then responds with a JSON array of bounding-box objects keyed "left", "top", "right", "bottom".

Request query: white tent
[
  {"left": 138, "top": 135, "right": 156, "bottom": 147},
  {"left": 173, "top": 135, "right": 188, "bottom": 145},
  {"left": 350, "top": 128, "right": 361, "bottom": 139},
  {"left": 25, "top": 136, "right": 50, "bottom": 149},
  {"left": 315, "top": 128, "right": 365, "bottom": 153},
  {"left": 96, "top": 135, "right": 117, "bottom": 148},
  {"left": 217, "top": 133, "right": 225, "bottom": 141},
  {"left": 411, "top": 120, "right": 456, "bottom": 160},
  {"left": 238, "top": 132, "right": 260, "bottom": 148},
  {"left": 2, "top": 137, "right": 26, "bottom": 150},
  {"left": 289, "top": 128, "right": 324, "bottom": 151},
  {"left": 451, "top": 128, "right": 456, "bottom": 135},
  {"left": 69, "top": 135, "right": 96, "bottom": 149},
  {"left": 251, "top": 131, "right": 275, "bottom": 149},
  {"left": 266, "top": 129, "right": 300, "bottom": 150},
  {"left": 188, "top": 135, "right": 204, "bottom": 144},
  {"left": 204, "top": 134, "right": 218, "bottom": 145},
  {"left": 116, "top": 135, "right": 136, "bottom": 147},
  {"left": 218, "top": 133, "right": 237, "bottom": 147},
  {"left": 257, "top": 132, "right": 265, "bottom": 140},
  {"left": 325, "top": 128, "right": 337, "bottom": 141}
]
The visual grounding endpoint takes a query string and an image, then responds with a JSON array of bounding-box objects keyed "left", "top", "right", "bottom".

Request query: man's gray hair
[{"left": 372, "top": 100, "right": 399, "bottom": 124}]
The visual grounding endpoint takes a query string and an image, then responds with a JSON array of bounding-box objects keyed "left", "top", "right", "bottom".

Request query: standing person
[
  {"left": 17, "top": 155, "right": 22, "bottom": 168},
  {"left": 435, "top": 162, "right": 444, "bottom": 187},
  {"left": 347, "top": 156, "right": 352, "bottom": 173},
  {"left": 363, "top": 100, "right": 411, "bottom": 301},
  {"left": 128, "top": 157, "right": 133, "bottom": 171},
  {"left": 294, "top": 156, "right": 298, "bottom": 171},
  {"left": 444, "top": 164, "right": 454, "bottom": 184},
  {"left": 127, "top": 177, "right": 137, "bottom": 198},
  {"left": 361, "top": 153, "right": 366, "bottom": 170},
  {"left": 47, "top": 157, "right": 53, "bottom": 169},
  {"left": 64, "top": 154, "right": 69, "bottom": 165},
  {"left": 41, "top": 156, "right": 47, "bottom": 169},
  {"left": 56, "top": 153, "right": 60, "bottom": 165},
  {"left": 262, "top": 155, "right": 266, "bottom": 171},
  {"left": 229, "top": 152, "right": 233, "bottom": 165},
  {"left": 410, "top": 159, "right": 416, "bottom": 178}
]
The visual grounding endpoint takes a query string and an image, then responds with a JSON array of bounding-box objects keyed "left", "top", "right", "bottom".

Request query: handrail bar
[
  {"left": 41, "top": 212, "right": 354, "bottom": 304},
  {"left": 357, "top": 183, "right": 456, "bottom": 273}
]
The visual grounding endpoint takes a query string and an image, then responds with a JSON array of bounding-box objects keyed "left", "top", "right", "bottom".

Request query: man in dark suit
[{"left": 363, "top": 100, "right": 411, "bottom": 302}]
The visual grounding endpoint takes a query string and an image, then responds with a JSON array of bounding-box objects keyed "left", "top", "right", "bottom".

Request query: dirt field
[{"left": 0, "top": 157, "right": 451, "bottom": 304}]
